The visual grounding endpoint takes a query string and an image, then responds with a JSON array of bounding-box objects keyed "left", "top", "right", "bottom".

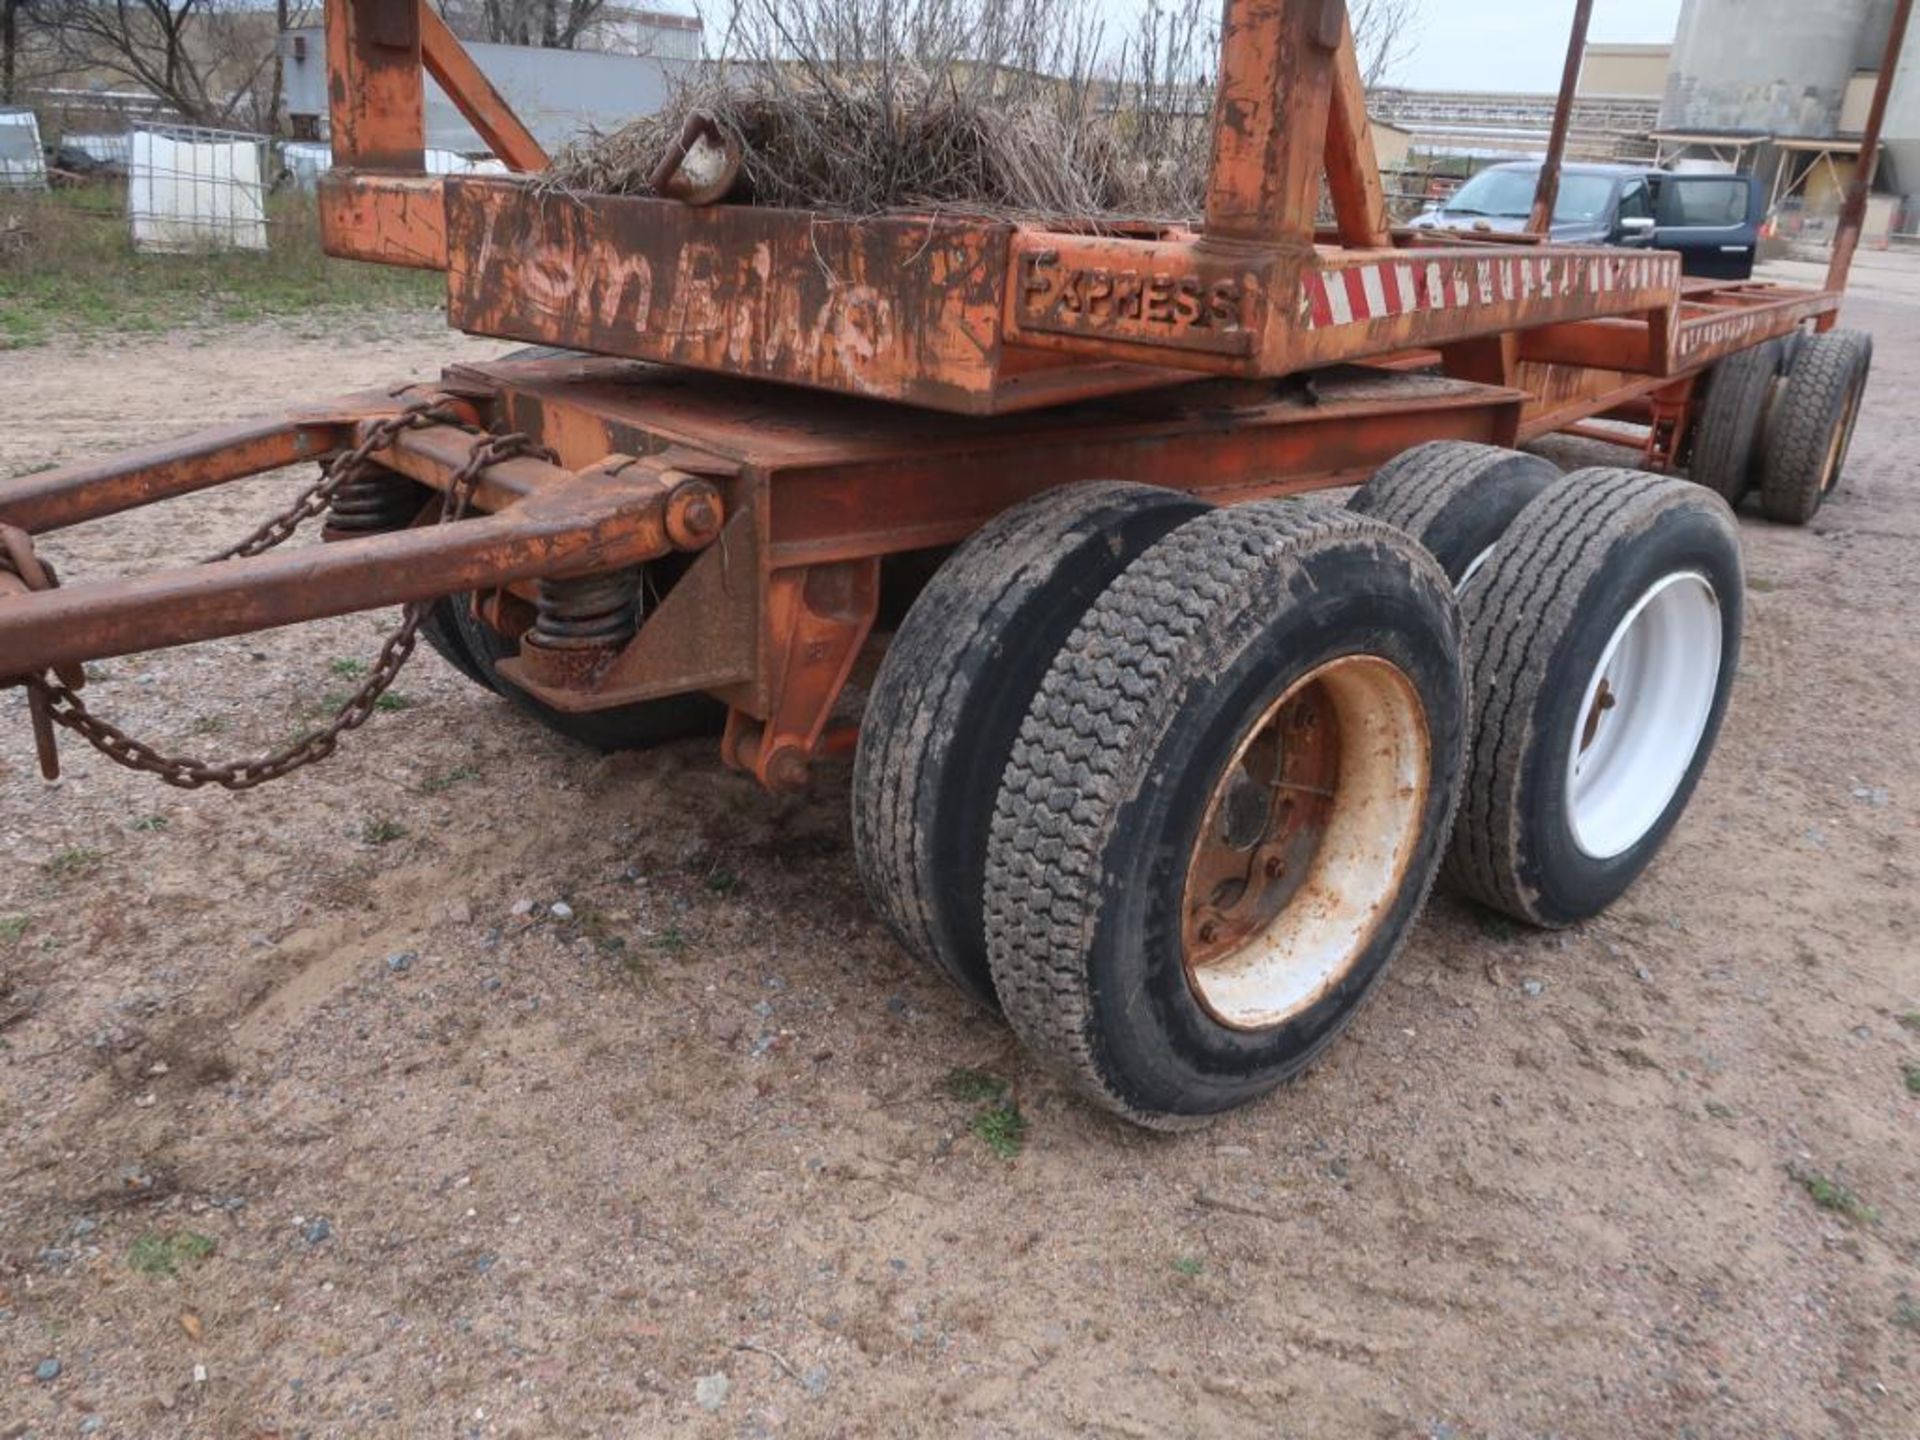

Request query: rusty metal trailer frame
[{"left": 0, "top": 0, "right": 1904, "bottom": 793}]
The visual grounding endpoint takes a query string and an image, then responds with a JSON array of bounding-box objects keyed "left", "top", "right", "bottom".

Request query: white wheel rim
[
  {"left": 1457, "top": 544, "right": 1499, "bottom": 593},
  {"left": 1565, "top": 571, "right": 1722, "bottom": 860}
]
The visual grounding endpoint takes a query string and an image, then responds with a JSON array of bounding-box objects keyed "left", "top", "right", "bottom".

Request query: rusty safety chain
[
  {"left": 203, "top": 401, "right": 458, "bottom": 563},
  {"left": 1, "top": 407, "right": 557, "bottom": 791}
]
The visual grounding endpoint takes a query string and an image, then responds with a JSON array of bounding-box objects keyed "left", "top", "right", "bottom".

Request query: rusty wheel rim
[
  {"left": 1819, "top": 380, "right": 1865, "bottom": 496},
  {"left": 1181, "top": 656, "right": 1430, "bottom": 1032}
]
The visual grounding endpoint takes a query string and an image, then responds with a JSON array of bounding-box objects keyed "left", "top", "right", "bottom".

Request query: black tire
[
  {"left": 853, "top": 482, "right": 1209, "bottom": 1009},
  {"left": 983, "top": 503, "right": 1465, "bottom": 1126},
  {"left": 1347, "top": 441, "right": 1558, "bottom": 588},
  {"left": 450, "top": 595, "right": 725, "bottom": 752},
  {"left": 1686, "top": 338, "right": 1785, "bottom": 506},
  {"left": 418, "top": 599, "right": 499, "bottom": 694},
  {"left": 1758, "top": 329, "right": 1872, "bottom": 525},
  {"left": 421, "top": 344, "right": 720, "bottom": 748},
  {"left": 1447, "top": 469, "right": 1743, "bottom": 929}
]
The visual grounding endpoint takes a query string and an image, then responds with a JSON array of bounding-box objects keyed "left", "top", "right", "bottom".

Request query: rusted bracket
[{"left": 720, "top": 560, "right": 879, "bottom": 793}]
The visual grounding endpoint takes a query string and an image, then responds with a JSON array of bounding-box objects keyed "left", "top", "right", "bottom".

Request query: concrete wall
[
  {"left": 1579, "top": 45, "right": 1672, "bottom": 100},
  {"left": 1662, "top": 0, "right": 1878, "bottom": 136},
  {"left": 282, "top": 28, "right": 691, "bottom": 155}
]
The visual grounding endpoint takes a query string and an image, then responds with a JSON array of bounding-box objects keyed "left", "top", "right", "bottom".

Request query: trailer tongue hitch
[
  {"left": 0, "top": 523, "right": 78, "bottom": 780},
  {"left": 0, "top": 418, "right": 561, "bottom": 790}
]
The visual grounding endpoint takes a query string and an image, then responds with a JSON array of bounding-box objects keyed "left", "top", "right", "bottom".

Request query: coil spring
[
  {"left": 323, "top": 467, "right": 430, "bottom": 537},
  {"left": 531, "top": 568, "right": 642, "bottom": 649}
]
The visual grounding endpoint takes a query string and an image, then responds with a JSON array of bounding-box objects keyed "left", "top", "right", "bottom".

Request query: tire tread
[{"left": 984, "top": 502, "right": 1458, "bottom": 1123}]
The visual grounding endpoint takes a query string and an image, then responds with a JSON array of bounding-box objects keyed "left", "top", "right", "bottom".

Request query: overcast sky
[
  {"left": 1390, "top": 0, "right": 1684, "bottom": 89},
  {"left": 1097, "top": 0, "right": 1686, "bottom": 91}
]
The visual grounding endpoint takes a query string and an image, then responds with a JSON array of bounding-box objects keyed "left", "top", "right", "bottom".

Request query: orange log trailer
[{"left": 0, "top": 0, "right": 1900, "bottom": 1124}]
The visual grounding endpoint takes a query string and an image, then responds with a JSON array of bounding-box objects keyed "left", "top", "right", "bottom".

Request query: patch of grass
[
  {"left": 329, "top": 658, "right": 368, "bottom": 679},
  {"left": 969, "top": 1100, "right": 1027, "bottom": 1161},
  {"left": 648, "top": 927, "right": 690, "bottom": 956},
  {"left": 1613, "top": 1046, "right": 1662, "bottom": 1072},
  {"left": 131, "top": 815, "right": 169, "bottom": 834},
  {"left": 1747, "top": 577, "right": 1780, "bottom": 594},
  {"left": 1903, "top": 1062, "right": 1920, "bottom": 1097},
  {"left": 373, "top": 692, "right": 412, "bottom": 713},
  {"left": 1704, "top": 1099, "right": 1737, "bottom": 1121},
  {"left": 0, "top": 915, "right": 29, "bottom": 945},
  {"left": 190, "top": 714, "right": 229, "bottom": 737},
  {"left": 943, "top": 1067, "right": 1026, "bottom": 1158},
  {"left": 361, "top": 818, "right": 407, "bottom": 846},
  {"left": 0, "top": 189, "right": 443, "bottom": 353},
  {"left": 44, "top": 847, "right": 103, "bottom": 879},
  {"left": 128, "top": 1230, "right": 217, "bottom": 1277},
  {"left": 1790, "top": 1166, "right": 1877, "bottom": 1226},
  {"left": 1171, "top": 1256, "right": 1205, "bottom": 1278},
  {"left": 1895, "top": 1294, "right": 1920, "bottom": 1333},
  {"left": 705, "top": 866, "right": 742, "bottom": 897},
  {"left": 1896, "top": 1012, "right": 1920, "bottom": 1036},
  {"left": 418, "top": 764, "right": 481, "bottom": 795},
  {"left": 943, "top": 1068, "right": 1009, "bottom": 1105}
]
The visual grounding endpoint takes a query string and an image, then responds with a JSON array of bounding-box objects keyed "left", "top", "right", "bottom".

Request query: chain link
[
  {"left": 4, "top": 412, "right": 558, "bottom": 792},
  {"left": 204, "top": 403, "right": 458, "bottom": 563}
]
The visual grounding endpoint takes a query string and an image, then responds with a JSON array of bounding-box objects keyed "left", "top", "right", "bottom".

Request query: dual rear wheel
[
  {"left": 855, "top": 451, "right": 1744, "bottom": 1125},
  {"left": 857, "top": 489, "right": 1464, "bottom": 1125},
  {"left": 1687, "top": 329, "right": 1873, "bottom": 524}
]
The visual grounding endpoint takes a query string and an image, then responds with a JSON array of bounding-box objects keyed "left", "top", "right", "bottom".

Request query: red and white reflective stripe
[{"left": 1301, "top": 251, "right": 1679, "bottom": 330}]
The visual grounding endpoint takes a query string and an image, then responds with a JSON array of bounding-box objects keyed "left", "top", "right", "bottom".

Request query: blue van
[{"left": 1409, "top": 162, "right": 1764, "bottom": 280}]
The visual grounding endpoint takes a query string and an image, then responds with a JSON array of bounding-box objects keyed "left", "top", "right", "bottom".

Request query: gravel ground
[{"left": 1, "top": 297, "right": 1916, "bottom": 1439}]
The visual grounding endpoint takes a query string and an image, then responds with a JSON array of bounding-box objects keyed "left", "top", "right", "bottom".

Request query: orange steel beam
[
  {"left": 0, "top": 463, "right": 696, "bottom": 675},
  {"left": 0, "top": 417, "right": 354, "bottom": 535},
  {"left": 1829, "top": 0, "right": 1914, "bottom": 292},
  {"left": 1205, "top": 0, "right": 1342, "bottom": 246},
  {"left": 1322, "top": 7, "right": 1391, "bottom": 249},
  {"left": 1528, "top": 0, "right": 1594, "bottom": 236},
  {"left": 327, "top": 0, "right": 425, "bottom": 170},
  {"left": 417, "top": 0, "right": 548, "bottom": 173},
  {"left": 318, "top": 171, "right": 448, "bottom": 267}
]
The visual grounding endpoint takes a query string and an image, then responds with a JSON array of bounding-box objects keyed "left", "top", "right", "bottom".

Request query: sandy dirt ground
[{"left": 1, "top": 294, "right": 1917, "bottom": 1440}]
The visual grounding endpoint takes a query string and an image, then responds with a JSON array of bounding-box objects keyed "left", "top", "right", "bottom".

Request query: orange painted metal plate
[
  {"left": 319, "top": 172, "right": 449, "bottom": 270},
  {"left": 443, "top": 178, "right": 1012, "bottom": 412}
]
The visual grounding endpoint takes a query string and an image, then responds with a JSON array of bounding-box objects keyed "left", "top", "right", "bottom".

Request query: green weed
[
  {"left": 969, "top": 1101, "right": 1027, "bottom": 1160},
  {"left": 943, "top": 1068, "right": 1009, "bottom": 1105},
  {"left": 128, "top": 1230, "right": 217, "bottom": 1277},
  {"left": 648, "top": 927, "right": 690, "bottom": 956},
  {"left": 361, "top": 818, "right": 407, "bottom": 846},
  {"left": 418, "top": 764, "right": 480, "bottom": 795},
  {"left": 44, "top": 847, "right": 103, "bottom": 878},
  {"left": 1790, "top": 1166, "right": 1876, "bottom": 1225}
]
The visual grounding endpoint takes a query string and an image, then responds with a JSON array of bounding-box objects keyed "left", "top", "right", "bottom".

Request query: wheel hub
[{"left": 1180, "top": 656, "right": 1430, "bottom": 1032}]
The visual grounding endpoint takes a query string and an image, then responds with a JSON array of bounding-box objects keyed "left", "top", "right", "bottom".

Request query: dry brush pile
[{"left": 538, "top": 0, "right": 1221, "bottom": 221}]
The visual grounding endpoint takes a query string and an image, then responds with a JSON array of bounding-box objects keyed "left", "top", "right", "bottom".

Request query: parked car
[{"left": 1409, "top": 161, "right": 1763, "bottom": 280}]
